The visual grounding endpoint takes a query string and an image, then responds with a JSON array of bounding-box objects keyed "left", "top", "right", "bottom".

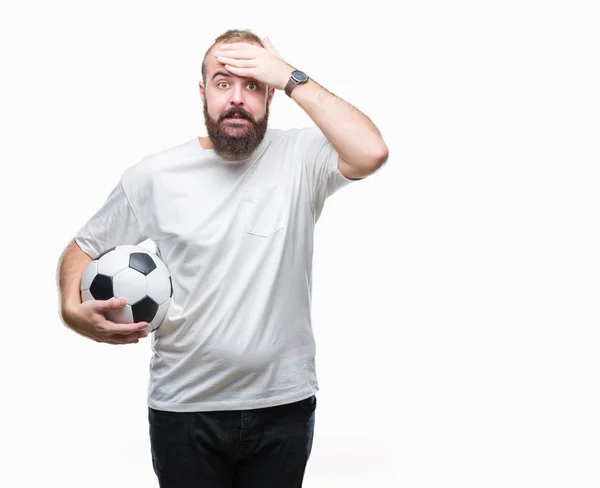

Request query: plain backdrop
[{"left": 1, "top": 0, "right": 599, "bottom": 487}]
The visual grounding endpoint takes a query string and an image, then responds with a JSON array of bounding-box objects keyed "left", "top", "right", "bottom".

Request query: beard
[{"left": 203, "top": 100, "right": 269, "bottom": 162}]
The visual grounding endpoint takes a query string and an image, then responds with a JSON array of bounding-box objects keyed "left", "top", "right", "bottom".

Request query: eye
[
  {"left": 248, "top": 83, "right": 257, "bottom": 91},
  {"left": 217, "top": 81, "right": 229, "bottom": 89}
]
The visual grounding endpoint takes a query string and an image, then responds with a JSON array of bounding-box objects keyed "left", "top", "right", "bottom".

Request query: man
[{"left": 58, "top": 29, "right": 388, "bottom": 488}]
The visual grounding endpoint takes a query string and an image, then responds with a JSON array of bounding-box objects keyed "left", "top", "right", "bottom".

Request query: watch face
[{"left": 292, "top": 70, "right": 309, "bottom": 82}]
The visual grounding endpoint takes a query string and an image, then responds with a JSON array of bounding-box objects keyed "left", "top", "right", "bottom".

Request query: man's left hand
[{"left": 213, "top": 38, "right": 295, "bottom": 91}]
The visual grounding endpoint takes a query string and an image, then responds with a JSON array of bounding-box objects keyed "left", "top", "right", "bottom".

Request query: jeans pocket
[{"left": 299, "top": 395, "right": 317, "bottom": 411}]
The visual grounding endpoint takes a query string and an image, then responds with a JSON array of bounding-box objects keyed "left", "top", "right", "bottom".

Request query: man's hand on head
[{"left": 212, "top": 37, "right": 295, "bottom": 91}]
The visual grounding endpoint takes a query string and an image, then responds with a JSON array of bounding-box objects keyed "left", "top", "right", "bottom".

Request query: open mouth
[
  {"left": 225, "top": 116, "right": 249, "bottom": 123},
  {"left": 224, "top": 112, "right": 249, "bottom": 119}
]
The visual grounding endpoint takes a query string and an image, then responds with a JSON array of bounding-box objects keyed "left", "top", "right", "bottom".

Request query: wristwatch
[{"left": 285, "top": 70, "right": 310, "bottom": 97}]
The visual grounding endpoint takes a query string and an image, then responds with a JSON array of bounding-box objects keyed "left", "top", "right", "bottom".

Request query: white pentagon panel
[
  {"left": 97, "top": 248, "right": 130, "bottom": 276},
  {"left": 105, "top": 304, "right": 134, "bottom": 325},
  {"left": 112, "top": 267, "right": 147, "bottom": 305},
  {"left": 81, "top": 289, "right": 94, "bottom": 302},
  {"left": 149, "top": 251, "right": 168, "bottom": 270},
  {"left": 146, "top": 268, "right": 171, "bottom": 304},
  {"left": 80, "top": 260, "right": 98, "bottom": 292},
  {"left": 150, "top": 299, "right": 171, "bottom": 332}
]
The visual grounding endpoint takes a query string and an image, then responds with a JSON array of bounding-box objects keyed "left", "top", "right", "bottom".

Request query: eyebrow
[
  {"left": 211, "top": 71, "right": 261, "bottom": 84},
  {"left": 212, "top": 71, "right": 231, "bottom": 80}
]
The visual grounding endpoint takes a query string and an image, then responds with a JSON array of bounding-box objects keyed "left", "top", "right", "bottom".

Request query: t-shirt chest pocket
[{"left": 241, "top": 185, "right": 287, "bottom": 237}]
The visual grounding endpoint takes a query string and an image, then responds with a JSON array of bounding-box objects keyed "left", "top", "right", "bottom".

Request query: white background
[{"left": 1, "top": 0, "right": 599, "bottom": 486}]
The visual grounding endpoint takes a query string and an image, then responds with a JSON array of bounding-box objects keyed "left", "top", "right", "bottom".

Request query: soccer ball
[{"left": 80, "top": 245, "right": 173, "bottom": 332}]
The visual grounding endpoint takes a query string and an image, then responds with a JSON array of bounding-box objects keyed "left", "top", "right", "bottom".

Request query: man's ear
[
  {"left": 267, "top": 86, "right": 275, "bottom": 104},
  {"left": 199, "top": 81, "right": 205, "bottom": 102}
]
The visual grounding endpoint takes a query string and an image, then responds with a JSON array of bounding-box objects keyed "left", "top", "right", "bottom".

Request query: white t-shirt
[{"left": 75, "top": 126, "right": 356, "bottom": 412}]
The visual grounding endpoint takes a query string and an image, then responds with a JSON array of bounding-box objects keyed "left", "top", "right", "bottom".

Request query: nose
[{"left": 229, "top": 83, "right": 244, "bottom": 106}]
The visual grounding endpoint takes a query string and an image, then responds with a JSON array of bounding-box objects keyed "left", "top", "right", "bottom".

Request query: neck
[{"left": 198, "top": 136, "right": 214, "bottom": 150}]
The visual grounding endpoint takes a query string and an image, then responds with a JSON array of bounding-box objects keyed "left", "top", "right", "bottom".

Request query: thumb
[
  {"left": 263, "top": 37, "right": 280, "bottom": 56},
  {"left": 98, "top": 297, "right": 126, "bottom": 309}
]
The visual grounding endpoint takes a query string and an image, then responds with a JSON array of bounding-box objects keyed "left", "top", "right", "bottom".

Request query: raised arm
[{"left": 212, "top": 37, "right": 389, "bottom": 180}]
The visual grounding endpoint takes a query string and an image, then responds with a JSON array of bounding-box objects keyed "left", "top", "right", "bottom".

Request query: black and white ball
[{"left": 80, "top": 245, "right": 172, "bottom": 332}]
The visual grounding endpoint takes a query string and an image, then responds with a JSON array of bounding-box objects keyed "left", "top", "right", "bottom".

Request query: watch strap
[
  {"left": 285, "top": 71, "right": 309, "bottom": 97},
  {"left": 285, "top": 76, "right": 298, "bottom": 97}
]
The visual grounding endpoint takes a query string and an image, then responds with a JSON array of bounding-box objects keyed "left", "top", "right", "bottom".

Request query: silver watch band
[
  {"left": 285, "top": 71, "right": 309, "bottom": 97},
  {"left": 285, "top": 76, "right": 299, "bottom": 97}
]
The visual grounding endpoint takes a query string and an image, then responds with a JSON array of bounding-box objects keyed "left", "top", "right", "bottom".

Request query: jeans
[{"left": 148, "top": 395, "right": 317, "bottom": 488}]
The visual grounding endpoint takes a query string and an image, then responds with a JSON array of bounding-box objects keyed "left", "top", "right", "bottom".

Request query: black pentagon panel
[
  {"left": 131, "top": 296, "right": 159, "bottom": 323},
  {"left": 169, "top": 276, "right": 173, "bottom": 297},
  {"left": 95, "top": 246, "right": 116, "bottom": 261},
  {"left": 89, "top": 274, "right": 113, "bottom": 300},
  {"left": 129, "top": 252, "right": 157, "bottom": 275}
]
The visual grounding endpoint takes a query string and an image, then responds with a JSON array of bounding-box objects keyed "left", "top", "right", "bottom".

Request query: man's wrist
[
  {"left": 279, "top": 66, "right": 295, "bottom": 91},
  {"left": 61, "top": 300, "right": 80, "bottom": 323}
]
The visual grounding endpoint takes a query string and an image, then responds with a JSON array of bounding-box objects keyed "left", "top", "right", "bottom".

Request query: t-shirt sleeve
[
  {"left": 74, "top": 178, "right": 148, "bottom": 258},
  {"left": 299, "top": 126, "right": 357, "bottom": 215}
]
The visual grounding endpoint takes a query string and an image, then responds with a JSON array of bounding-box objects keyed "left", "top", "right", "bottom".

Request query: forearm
[
  {"left": 290, "top": 78, "right": 388, "bottom": 168},
  {"left": 57, "top": 240, "right": 92, "bottom": 321}
]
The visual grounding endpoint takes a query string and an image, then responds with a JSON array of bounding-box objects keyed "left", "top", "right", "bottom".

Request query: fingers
[
  {"left": 107, "top": 329, "right": 149, "bottom": 345},
  {"left": 101, "top": 319, "right": 149, "bottom": 335},
  {"left": 217, "top": 43, "right": 259, "bottom": 55},
  {"left": 106, "top": 297, "right": 126, "bottom": 308},
  {"left": 215, "top": 56, "right": 255, "bottom": 68},
  {"left": 214, "top": 50, "right": 255, "bottom": 60},
  {"left": 95, "top": 327, "right": 149, "bottom": 345},
  {"left": 93, "top": 298, "right": 148, "bottom": 334},
  {"left": 95, "top": 297, "right": 127, "bottom": 310},
  {"left": 263, "top": 37, "right": 279, "bottom": 56}
]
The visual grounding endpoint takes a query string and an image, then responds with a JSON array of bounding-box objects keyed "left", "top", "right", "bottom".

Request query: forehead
[
  {"left": 205, "top": 56, "right": 225, "bottom": 78},
  {"left": 205, "top": 40, "right": 262, "bottom": 79},
  {"left": 206, "top": 49, "right": 228, "bottom": 75}
]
